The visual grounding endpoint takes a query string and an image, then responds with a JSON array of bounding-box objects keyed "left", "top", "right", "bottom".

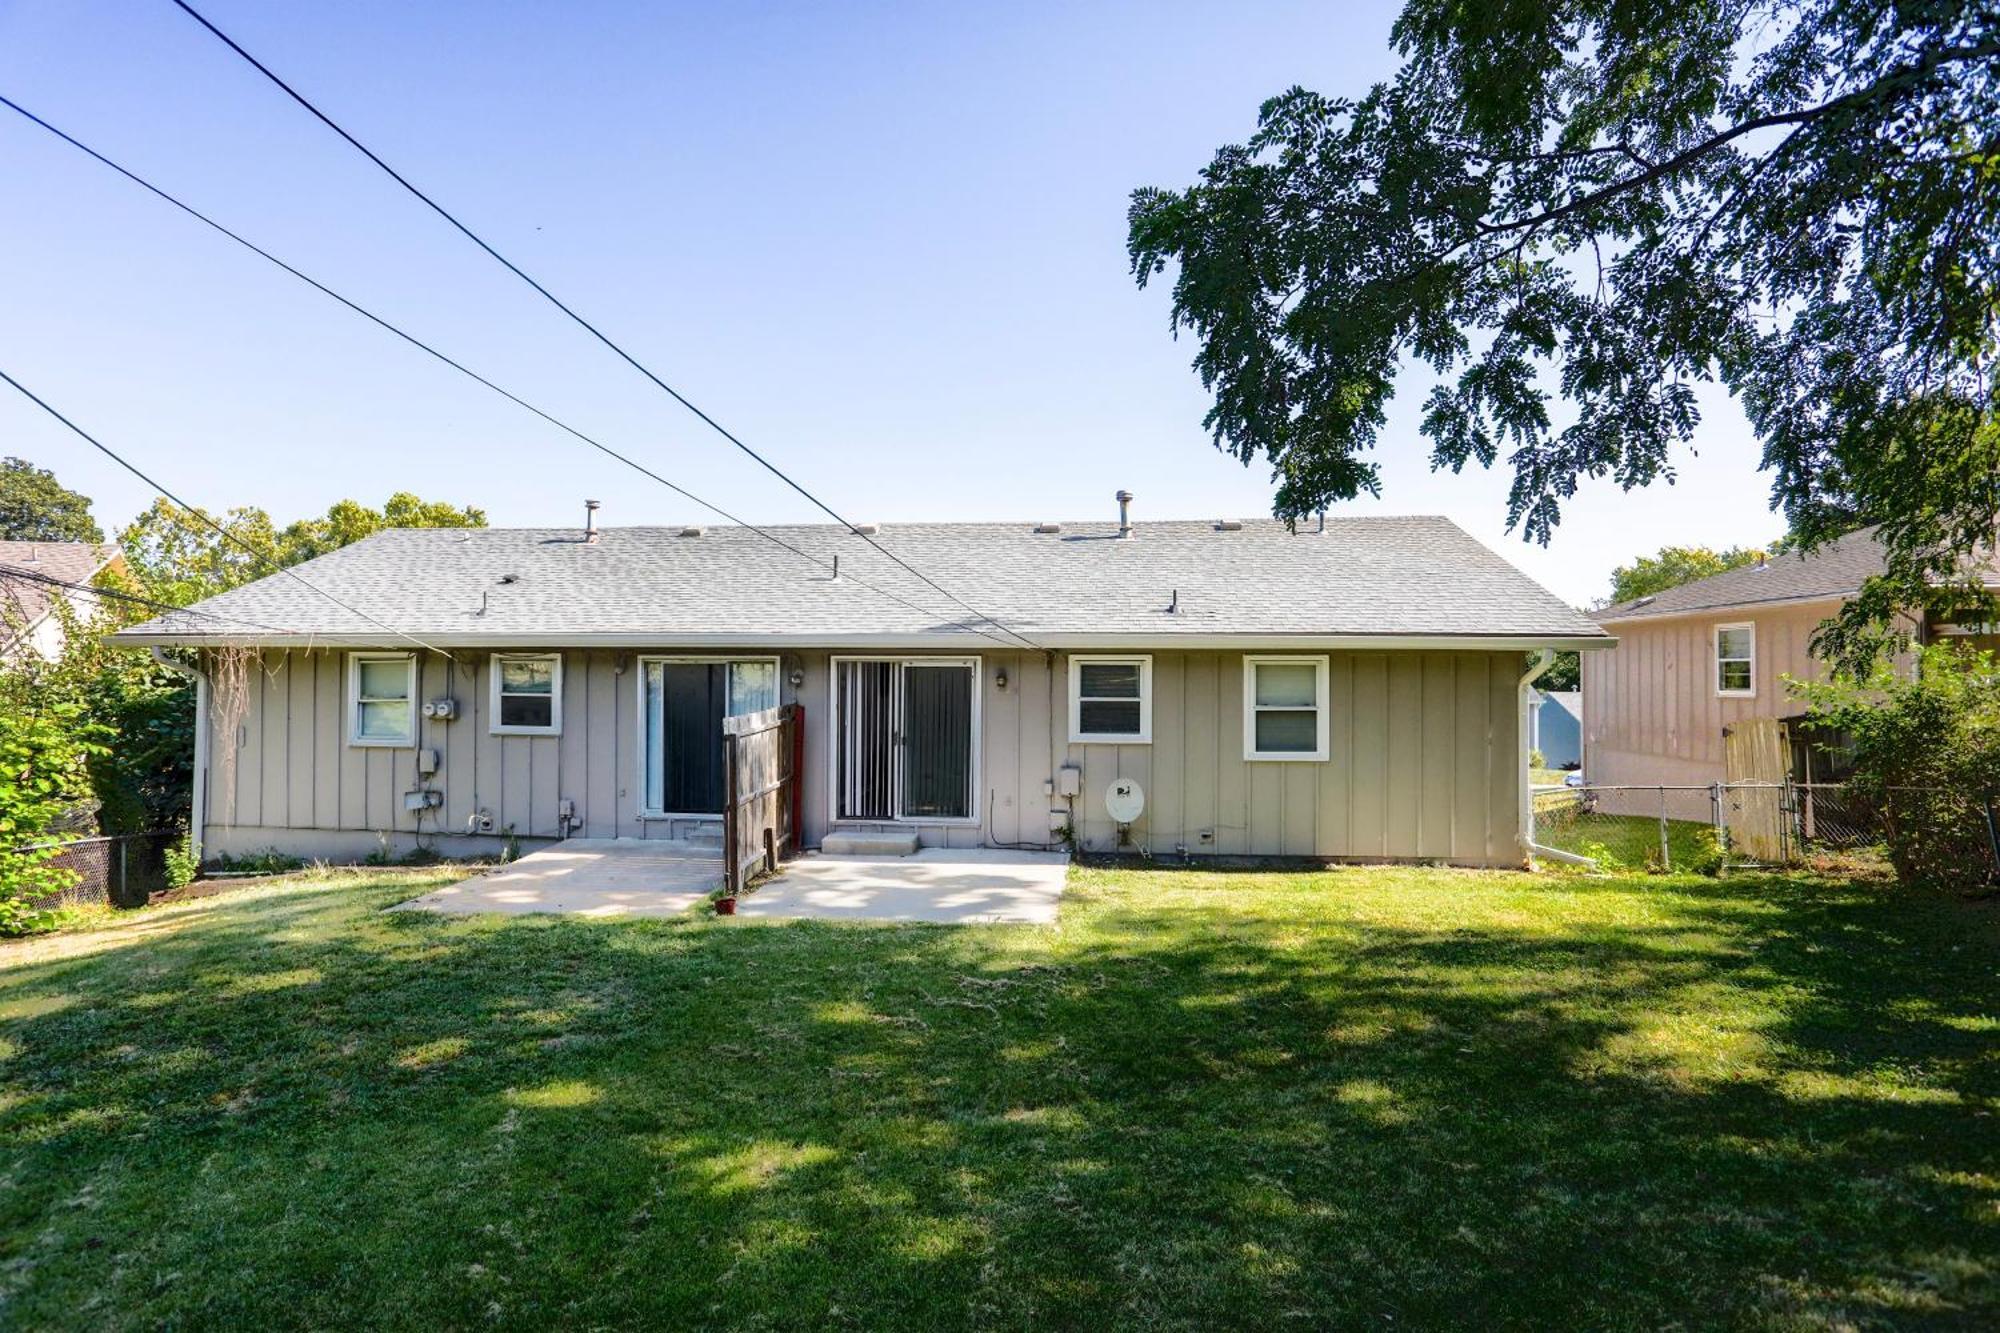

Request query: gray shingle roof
[
  {"left": 1592, "top": 525, "right": 2000, "bottom": 624},
  {"left": 112, "top": 516, "right": 1607, "bottom": 647}
]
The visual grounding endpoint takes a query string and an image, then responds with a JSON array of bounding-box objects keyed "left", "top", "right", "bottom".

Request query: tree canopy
[
  {"left": 119, "top": 491, "right": 486, "bottom": 607},
  {"left": 1607, "top": 544, "right": 1768, "bottom": 606},
  {"left": 1129, "top": 0, "right": 2000, "bottom": 673},
  {"left": 0, "top": 457, "right": 103, "bottom": 543}
]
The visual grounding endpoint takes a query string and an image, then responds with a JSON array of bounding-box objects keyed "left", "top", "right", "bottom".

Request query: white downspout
[
  {"left": 1518, "top": 649, "right": 1591, "bottom": 869},
  {"left": 151, "top": 647, "right": 209, "bottom": 863}
]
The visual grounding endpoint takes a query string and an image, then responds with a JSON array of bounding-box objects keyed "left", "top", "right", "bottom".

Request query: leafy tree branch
[{"left": 1131, "top": 0, "right": 2000, "bottom": 675}]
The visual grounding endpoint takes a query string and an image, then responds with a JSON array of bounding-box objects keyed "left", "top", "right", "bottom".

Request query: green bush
[
  {"left": 0, "top": 601, "right": 194, "bottom": 838},
  {"left": 83, "top": 660, "right": 194, "bottom": 834},
  {"left": 1575, "top": 840, "right": 1629, "bottom": 873},
  {"left": 0, "top": 704, "right": 110, "bottom": 934},
  {"left": 163, "top": 831, "right": 199, "bottom": 890},
  {"left": 1528, "top": 747, "right": 1548, "bottom": 770},
  {"left": 1795, "top": 644, "right": 2000, "bottom": 892},
  {"left": 1678, "top": 825, "right": 1727, "bottom": 876}
]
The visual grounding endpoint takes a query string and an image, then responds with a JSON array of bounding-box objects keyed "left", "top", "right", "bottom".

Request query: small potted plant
[{"left": 713, "top": 892, "right": 737, "bottom": 915}]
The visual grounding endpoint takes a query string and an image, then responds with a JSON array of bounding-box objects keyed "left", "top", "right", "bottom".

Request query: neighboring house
[
  {"left": 0, "top": 541, "right": 131, "bottom": 662},
  {"left": 1583, "top": 526, "right": 2000, "bottom": 790},
  {"left": 110, "top": 510, "right": 1609, "bottom": 867},
  {"left": 1529, "top": 690, "right": 1581, "bottom": 769}
]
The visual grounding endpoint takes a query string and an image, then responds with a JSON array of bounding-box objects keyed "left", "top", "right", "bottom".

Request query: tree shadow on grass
[{"left": 0, "top": 869, "right": 1992, "bottom": 1329}]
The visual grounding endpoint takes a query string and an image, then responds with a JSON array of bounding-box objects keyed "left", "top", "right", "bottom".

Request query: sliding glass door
[
  {"left": 835, "top": 658, "right": 977, "bottom": 822},
  {"left": 641, "top": 658, "right": 779, "bottom": 816}
]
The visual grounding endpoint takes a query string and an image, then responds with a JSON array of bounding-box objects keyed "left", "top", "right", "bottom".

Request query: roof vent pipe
[
  {"left": 584, "top": 499, "right": 601, "bottom": 543},
  {"left": 1116, "top": 489, "right": 1134, "bottom": 537}
]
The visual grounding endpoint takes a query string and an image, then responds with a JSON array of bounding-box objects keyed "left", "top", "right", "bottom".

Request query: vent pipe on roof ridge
[
  {"left": 1116, "top": 489, "right": 1133, "bottom": 537},
  {"left": 584, "top": 499, "right": 601, "bottom": 543}
]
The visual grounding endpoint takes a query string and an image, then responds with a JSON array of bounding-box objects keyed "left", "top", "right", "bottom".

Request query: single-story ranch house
[{"left": 112, "top": 510, "right": 1610, "bottom": 868}]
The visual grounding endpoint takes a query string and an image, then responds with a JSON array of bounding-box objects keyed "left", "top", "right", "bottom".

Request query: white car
[{"left": 1563, "top": 772, "right": 1585, "bottom": 788}]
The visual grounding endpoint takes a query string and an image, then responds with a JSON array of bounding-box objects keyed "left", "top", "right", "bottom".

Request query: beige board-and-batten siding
[
  {"left": 1041, "top": 651, "right": 1523, "bottom": 864},
  {"left": 197, "top": 646, "right": 1527, "bottom": 868}
]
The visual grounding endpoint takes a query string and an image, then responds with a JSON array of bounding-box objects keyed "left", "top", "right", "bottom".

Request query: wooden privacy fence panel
[
  {"left": 1723, "top": 718, "right": 1790, "bottom": 862},
  {"left": 721, "top": 703, "right": 802, "bottom": 895}
]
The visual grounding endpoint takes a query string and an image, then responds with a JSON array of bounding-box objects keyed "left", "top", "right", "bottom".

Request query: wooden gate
[
  {"left": 1722, "top": 717, "right": 1790, "bottom": 862},
  {"left": 721, "top": 703, "right": 802, "bottom": 895}
]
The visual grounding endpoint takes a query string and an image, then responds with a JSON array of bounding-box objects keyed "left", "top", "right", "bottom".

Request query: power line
[
  {"left": 165, "top": 0, "right": 1045, "bottom": 653},
  {"left": 0, "top": 561, "right": 310, "bottom": 636},
  {"left": 0, "top": 367, "right": 456, "bottom": 658},
  {"left": 0, "top": 93, "right": 1028, "bottom": 654}
]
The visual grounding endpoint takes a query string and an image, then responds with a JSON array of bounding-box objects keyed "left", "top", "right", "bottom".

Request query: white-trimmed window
[
  {"left": 349, "top": 652, "right": 416, "bottom": 746},
  {"left": 1715, "top": 623, "right": 1756, "bottom": 697},
  {"left": 491, "top": 653, "right": 562, "bottom": 734},
  {"left": 1243, "top": 655, "right": 1330, "bottom": 761},
  {"left": 1069, "top": 655, "right": 1152, "bottom": 743}
]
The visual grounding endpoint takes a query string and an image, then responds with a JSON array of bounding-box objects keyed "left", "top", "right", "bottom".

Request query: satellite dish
[{"left": 1105, "top": 777, "right": 1146, "bottom": 825}]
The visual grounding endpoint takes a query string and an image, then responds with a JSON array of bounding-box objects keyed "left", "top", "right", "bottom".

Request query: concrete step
[{"left": 821, "top": 830, "right": 920, "bottom": 857}]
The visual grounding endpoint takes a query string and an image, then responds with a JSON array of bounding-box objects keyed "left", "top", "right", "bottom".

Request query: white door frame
[
  {"left": 634, "top": 655, "right": 780, "bottom": 820},
  {"left": 827, "top": 655, "right": 981, "bottom": 826}
]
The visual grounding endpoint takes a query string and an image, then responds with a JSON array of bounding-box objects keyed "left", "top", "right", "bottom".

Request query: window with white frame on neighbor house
[
  {"left": 1243, "top": 656, "right": 1330, "bottom": 760},
  {"left": 1070, "top": 655, "right": 1151, "bottom": 742},
  {"left": 1715, "top": 623, "right": 1756, "bottom": 696},
  {"left": 350, "top": 652, "right": 416, "bottom": 746},
  {"left": 492, "top": 653, "right": 562, "bottom": 734}
]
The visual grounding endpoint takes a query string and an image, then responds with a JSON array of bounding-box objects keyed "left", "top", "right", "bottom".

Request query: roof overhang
[
  {"left": 110, "top": 629, "right": 1616, "bottom": 653},
  {"left": 1594, "top": 577, "right": 2000, "bottom": 628},
  {"left": 1594, "top": 592, "right": 1852, "bottom": 627}
]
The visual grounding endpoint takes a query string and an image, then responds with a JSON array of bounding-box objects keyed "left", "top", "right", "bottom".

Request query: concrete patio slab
[
  {"left": 395, "top": 838, "right": 721, "bottom": 918},
  {"left": 734, "top": 848, "right": 1070, "bottom": 924}
]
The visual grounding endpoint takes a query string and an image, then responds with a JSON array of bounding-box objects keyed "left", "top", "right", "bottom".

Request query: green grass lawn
[{"left": 1, "top": 863, "right": 1994, "bottom": 1329}]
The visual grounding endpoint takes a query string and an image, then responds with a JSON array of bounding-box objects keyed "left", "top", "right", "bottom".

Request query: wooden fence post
[{"left": 722, "top": 731, "right": 740, "bottom": 896}]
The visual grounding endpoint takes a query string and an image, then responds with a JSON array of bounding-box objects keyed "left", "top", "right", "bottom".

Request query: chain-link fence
[
  {"left": 1529, "top": 780, "right": 1939, "bottom": 873},
  {"left": 1793, "top": 783, "right": 1882, "bottom": 849},
  {"left": 6, "top": 831, "right": 184, "bottom": 911},
  {"left": 1532, "top": 784, "right": 1725, "bottom": 871}
]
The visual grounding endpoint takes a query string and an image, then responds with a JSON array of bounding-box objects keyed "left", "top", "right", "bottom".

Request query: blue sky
[{"left": 0, "top": 0, "right": 1788, "bottom": 606}]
